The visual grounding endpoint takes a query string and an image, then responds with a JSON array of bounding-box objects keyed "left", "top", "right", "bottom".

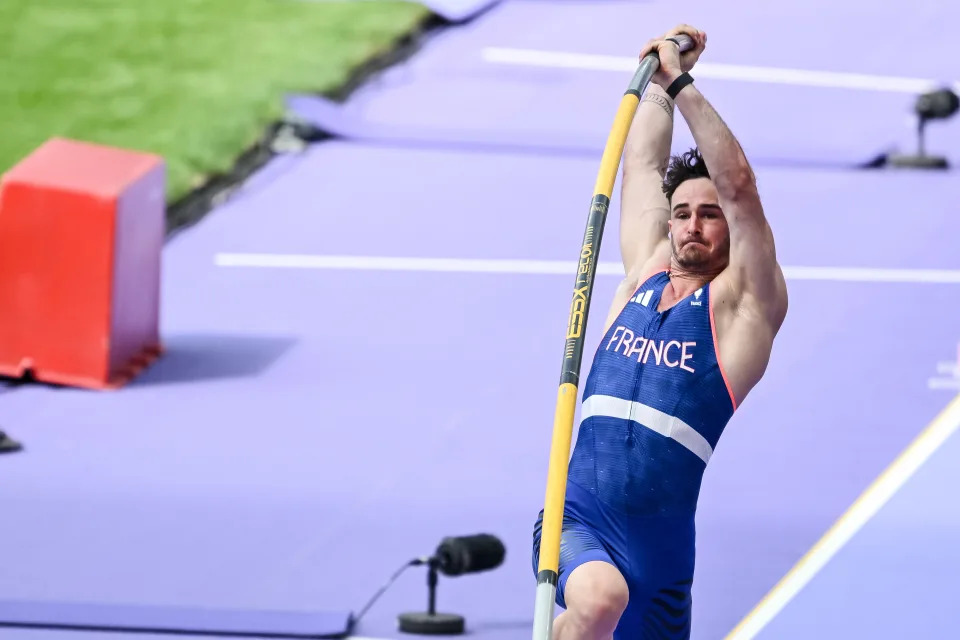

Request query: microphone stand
[
  {"left": 887, "top": 113, "right": 949, "bottom": 169},
  {"left": 397, "top": 558, "right": 465, "bottom": 635},
  {"left": 886, "top": 88, "right": 957, "bottom": 170}
]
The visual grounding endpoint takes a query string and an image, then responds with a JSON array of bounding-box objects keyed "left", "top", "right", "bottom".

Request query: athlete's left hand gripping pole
[{"left": 532, "top": 34, "right": 695, "bottom": 640}]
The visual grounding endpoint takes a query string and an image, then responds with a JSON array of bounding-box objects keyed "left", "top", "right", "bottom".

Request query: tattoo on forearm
[{"left": 641, "top": 92, "right": 673, "bottom": 118}]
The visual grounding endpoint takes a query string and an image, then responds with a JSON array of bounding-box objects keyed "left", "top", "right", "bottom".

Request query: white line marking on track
[
  {"left": 781, "top": 266, "right": 960, "bottom": 284},
  {"left": 929, "top": 378, "right": 960, "bottom": 390},
  {"left": 214, "top": 253, "right": 960, "bottom": 285},
  {"left": 723, "top": 393, "right": 960, "bottom": 639},
  {"left": 480, "top": 47, "right": 960, "bottom": 95},
  {"left": 216, "top": 253, "right": 580, "bottom": 274},
  {"left": 935, "top": 362, "right": 959, "bottom": 376}
]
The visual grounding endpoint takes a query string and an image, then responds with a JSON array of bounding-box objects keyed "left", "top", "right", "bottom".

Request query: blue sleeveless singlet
[{"left": 532, "top": 269, "right": 737, "bottom": 639}]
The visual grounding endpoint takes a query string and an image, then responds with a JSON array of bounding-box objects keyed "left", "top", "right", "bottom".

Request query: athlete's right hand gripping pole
[{"left": 532, "top": 34, "right": 695, "bottom": 640}]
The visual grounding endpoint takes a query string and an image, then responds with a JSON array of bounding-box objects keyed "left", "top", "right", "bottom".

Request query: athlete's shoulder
[
  {"left": 711, "top": 263, "right": 788, "bottom": 330},
  {"left": 707, "top": 265, "right": 787, "bottom": 406},
  {"left": 625, "top": 256, "right": 670, "bottom": 291}
]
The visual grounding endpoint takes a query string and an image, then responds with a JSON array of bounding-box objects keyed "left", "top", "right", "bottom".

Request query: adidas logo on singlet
[
  {"left": 634, "top": 288, "right": 703, "bottom": 307},
  {"left": 632, "top": 290, "right": 654, "bottom": 306}
]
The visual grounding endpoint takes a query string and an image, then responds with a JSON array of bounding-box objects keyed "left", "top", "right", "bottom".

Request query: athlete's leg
[
  {"left": 553, "top": 560, "right": 628, "bottom": 640},
  {"left": 609, "top": 514, "right": 697, "bottom": 640},
  {"left": 532, "top": 505, "right": 629, "bottom": 640}
]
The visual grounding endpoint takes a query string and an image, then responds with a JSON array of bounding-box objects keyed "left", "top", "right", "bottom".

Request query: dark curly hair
[{"left": 662, "top": 147, "right": 710, "bottom": 202}]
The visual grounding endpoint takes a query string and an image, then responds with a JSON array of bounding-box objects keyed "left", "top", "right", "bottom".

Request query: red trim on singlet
[{"left": 708, "top": 289, "right": 738, "bottom": 411}]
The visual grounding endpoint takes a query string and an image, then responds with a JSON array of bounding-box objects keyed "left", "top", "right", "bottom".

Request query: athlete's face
[{"left": 668, "top": 177, "right": 730, "bottom": 272}]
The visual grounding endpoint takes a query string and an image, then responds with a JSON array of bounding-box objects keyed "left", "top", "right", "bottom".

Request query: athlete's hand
[{"left": 638, "top": 24, "right": 706, "bottom": 89}]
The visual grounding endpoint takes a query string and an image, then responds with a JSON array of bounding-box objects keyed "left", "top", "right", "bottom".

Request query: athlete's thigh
[
  {"left": 531, "top": 509, "right": 622, "bottom": 609},
  {"left": 564, "top": 559, "right": 629, "bottom": 619},
  {"left": 614, "top": 541, "right": 695, "bottom": 640},
  {"left": 613, "top": 581, "right": 693, "bottom": 640}
]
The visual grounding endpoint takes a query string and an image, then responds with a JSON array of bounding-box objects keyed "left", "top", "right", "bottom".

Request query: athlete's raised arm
[
  {"left": 647, "top": 37, "right": 787, "bottom": 324},
  {"left": 619, "top": 25, "right": 706, "bottom": 279}
]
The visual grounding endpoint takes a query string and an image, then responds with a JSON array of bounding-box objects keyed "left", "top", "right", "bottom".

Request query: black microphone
[
  {"left": 916, "top": 88, "right": 959, "bottom": 121},
  {"left": 413, "top": 534, "right": 506, "bottom": 576},
  {"left": 393, "top": 534, "right": 506, "bottom": 634}
]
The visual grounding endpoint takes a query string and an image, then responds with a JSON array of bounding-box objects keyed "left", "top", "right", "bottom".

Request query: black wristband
[{"left": 666, "top": 72, "right": 694, "bottom": 99}]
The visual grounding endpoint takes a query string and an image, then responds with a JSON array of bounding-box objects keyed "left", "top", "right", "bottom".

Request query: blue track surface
[{"left": 2, "top": 1, "right": 960, "bottom": 639}]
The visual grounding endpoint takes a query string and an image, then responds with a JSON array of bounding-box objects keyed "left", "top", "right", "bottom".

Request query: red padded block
[{"left": 0, "top": 137, "right": 165, "bottom": 389}]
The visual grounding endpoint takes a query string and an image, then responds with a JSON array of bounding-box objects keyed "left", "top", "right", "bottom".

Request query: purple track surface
[
  {"left": 3, "top": 1, "right": 960, "bottom": 639},
  {"left": 306, "top": 0, "right": 500, "bottom": 23}
]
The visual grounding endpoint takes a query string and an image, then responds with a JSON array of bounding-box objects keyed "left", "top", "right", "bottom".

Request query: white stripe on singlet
[{"left": 581, "top": 394, "right": 714, "bottom": 464}]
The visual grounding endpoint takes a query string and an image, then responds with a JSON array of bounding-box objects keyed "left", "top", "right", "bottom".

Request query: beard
[
  {"left": 673, "top": 239, "right": 710, "bottom": 269},
  {"left": 672, "top": 236, "right": 729, "bottom": 274}
]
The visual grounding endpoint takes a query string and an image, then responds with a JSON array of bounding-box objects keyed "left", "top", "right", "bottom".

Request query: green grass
[{"left": 0, "top": 0, "right": 430, "bottom": 200}]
